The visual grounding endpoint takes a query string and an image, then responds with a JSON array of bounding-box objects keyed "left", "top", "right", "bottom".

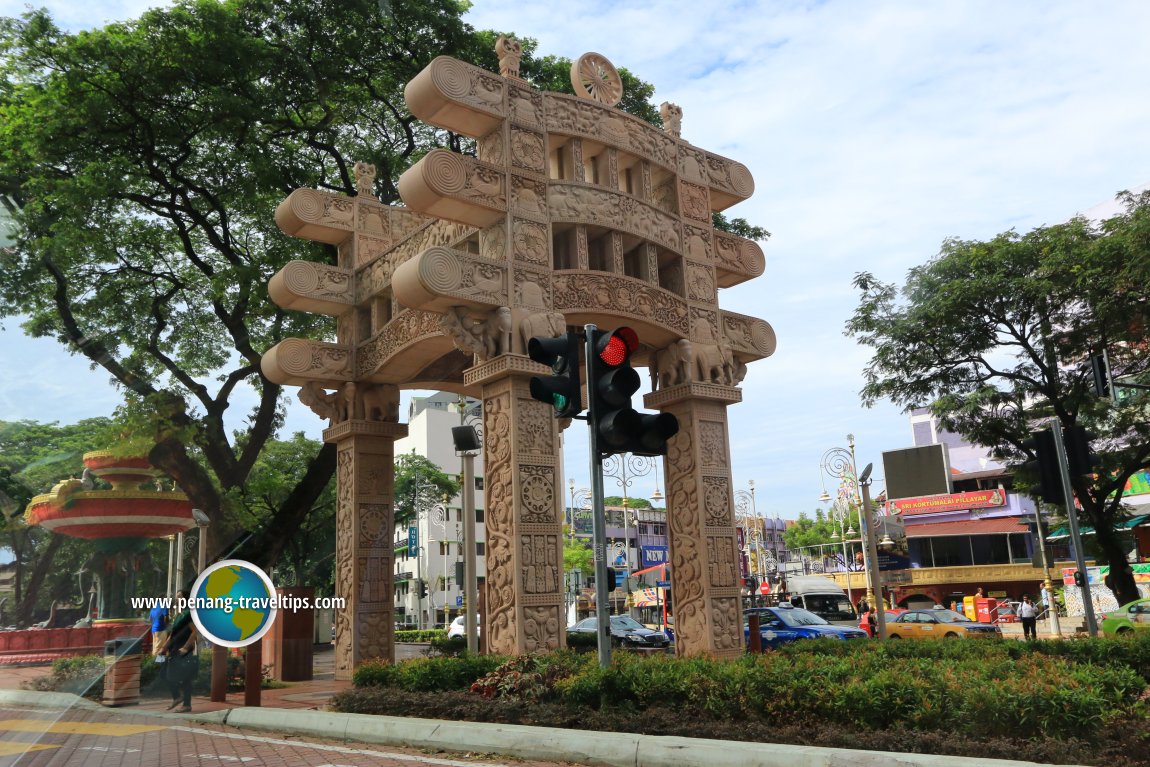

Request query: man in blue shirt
[{"left": 150, "top": 601, "right": 169, "bottom": 655}]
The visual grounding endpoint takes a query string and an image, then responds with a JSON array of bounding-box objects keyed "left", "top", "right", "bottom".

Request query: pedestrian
[
  {"left": 1018, "top": 595, "right": 1038, "bottom": 640},
  {"left": 158, "top": 589, "right": 199, "bottom": 713},
  {"left": 975, "top": 587, "right": 984, "bottom": 599},
  {"left": 857, "top": 597, "right": 869, "bottom": 616},
  {"left": 149, "top": 597, "right": 168, "bottom": 657}
]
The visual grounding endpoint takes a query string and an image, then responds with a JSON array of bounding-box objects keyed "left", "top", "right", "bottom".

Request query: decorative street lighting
[
  {"left": 820, "top": 436, "right": 872, "bottom": 610},
  {"left": 600, "top": 453, "right": 657, "bottom": 580},
  {"left": 819, "top": 488, "right": 857, "bottom": 605},
  {"left": 568, "top": 479, "right": 592, "bottom": 542}
]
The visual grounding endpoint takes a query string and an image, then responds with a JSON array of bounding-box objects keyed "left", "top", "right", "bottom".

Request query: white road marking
[
  {"left": 197, "top": 756, "right": 256, "bottom": 762},
  {"left": 77, "top": 746, "right": 142, "bottom": 754},
  {"left": 171, "top": 726, "right": 511, "bottom": 767}
]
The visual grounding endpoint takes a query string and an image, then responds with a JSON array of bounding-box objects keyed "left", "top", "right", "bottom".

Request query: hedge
[{"left": 344, "top": 633, "right": 1150, "bottom": 740}]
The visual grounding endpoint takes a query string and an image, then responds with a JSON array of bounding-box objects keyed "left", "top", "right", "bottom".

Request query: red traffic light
[{"left": 596, "top": 327, "right": 638, "bottom": 367}]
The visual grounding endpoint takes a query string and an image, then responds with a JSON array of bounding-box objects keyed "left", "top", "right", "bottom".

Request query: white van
[{"left": 784, "top": 575, "right": 858, "bottom": 625}]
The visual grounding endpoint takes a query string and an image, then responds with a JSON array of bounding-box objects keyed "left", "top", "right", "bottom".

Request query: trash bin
[{"left": 103, "top": 636, "right": 143, "bottom": 707}]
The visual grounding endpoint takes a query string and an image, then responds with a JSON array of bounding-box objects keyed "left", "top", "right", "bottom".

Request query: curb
[
  {"left": 199, "top": 706, "right": 1079, "bottom": 767},
  {"left": 0, "top": 689, "right": 1082, "bottom": 767}
]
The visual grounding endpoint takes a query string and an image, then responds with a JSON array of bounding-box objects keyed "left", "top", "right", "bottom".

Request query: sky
[{"left": 2, "top": 0, "right": 1149, "bottom": 520}]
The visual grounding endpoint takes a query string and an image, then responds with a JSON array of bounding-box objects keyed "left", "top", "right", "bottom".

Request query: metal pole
[
  {"left": 166, "top": 535, "right": 175, "bottom": 601},
  {"left": 847, "top": 437, "right": 875, "bottom": 608},
  {"left": 1031, "top": 504, "right": 1062, "bottom": 638},
  {"left": 197, "top": 524, "right": 208, "bottom": 574},
  {"left": 174, "top": 531, "right": 185, "bottom": 594},
  {"left": 1051, "top": 422, "right": 1099, "bottom": 636},
  {"left": 462, "top": 450, "right": 479, "bottom": 654},
  {"left": 585, "top": 323, "right": 612, "bottom": 668},
  {"left": 860, "top": 470, "right": 886, "bottom": 639}
]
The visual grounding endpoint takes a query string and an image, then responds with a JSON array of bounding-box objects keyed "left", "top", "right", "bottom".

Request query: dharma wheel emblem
[{"left": 570, "top": 52, "right": 623, "bottom": 107}]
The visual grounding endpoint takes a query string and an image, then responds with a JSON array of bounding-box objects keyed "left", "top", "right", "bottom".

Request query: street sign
[
  {"left": 456, "top": 595, "right": 463, "bottom": 607},
  {"left": 408, "top": 527, "right": 417, "bottom": 551},
  {"left": 759, "top": 582, "right": 770, "bottom": 595},
  {"left": 656, "top": 580, "right": 670, "bottom": 588}
]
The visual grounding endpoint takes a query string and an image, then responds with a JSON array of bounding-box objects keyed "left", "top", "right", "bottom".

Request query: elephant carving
[
  {"left": 653, "top": 339, "right": 693, "bottom": 390},
  {"left": 519, "top": 311, "right": 566, "bottom": 350},
  {"left": 691, "top": 339, "right": 727, "bottom": 385}
]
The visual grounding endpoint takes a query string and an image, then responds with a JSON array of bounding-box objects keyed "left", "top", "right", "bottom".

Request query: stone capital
[
  {"left": 323, "top": 420, "right": 409, "bottom": 444},
  {"left": 645, "top": 382, "right": 742, "bottom": 409},
  {"left": 464, "top": 354, "right": 549, "bottom": 387}
]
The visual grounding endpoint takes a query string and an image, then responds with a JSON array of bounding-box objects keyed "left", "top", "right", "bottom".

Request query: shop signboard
[
  {"left": 641, "top": 546, "right": 669, "bottom": 568},
  {"left": 889, "top": 488, "right": 1007, "bottom": 516}
]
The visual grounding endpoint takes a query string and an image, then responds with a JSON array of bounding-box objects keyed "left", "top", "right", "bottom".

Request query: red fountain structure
[{"left": 1, "top": 451, "right": 196, "bottom": 664}]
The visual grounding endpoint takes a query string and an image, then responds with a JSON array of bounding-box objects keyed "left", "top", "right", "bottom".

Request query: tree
[
  {"left": 562, "top": 533, "right": 594, "bottom": 577},
  {"left": 0, "top": 1, "right": 668, "bottom": 571},
  {"left": 847, "top": 190, "right": 1150, "bottom": 605},
  {"left": 393, "top": 452, "right": 461, "bottom": 530}
]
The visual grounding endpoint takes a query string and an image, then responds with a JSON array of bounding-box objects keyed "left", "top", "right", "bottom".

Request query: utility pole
[
  {"left": 584, "top": 323, "right": 612, "bottom": 669},
  {"left": 1030, "top": 505, "right": 1062, "bottom": 637},
  {"left": 1050, "top": 422, "right": 1099, "bottom": 636}
]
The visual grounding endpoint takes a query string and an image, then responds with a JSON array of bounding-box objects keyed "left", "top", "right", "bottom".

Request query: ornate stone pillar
[
  {"left": 645, "top": 383, "right": 744, "bottom": 658},
  {"left": 325, "top": 411, "right": 407, "bottom": 680},
  {"left": 467, "top": 356, "right": 565, "bottom": 654}
]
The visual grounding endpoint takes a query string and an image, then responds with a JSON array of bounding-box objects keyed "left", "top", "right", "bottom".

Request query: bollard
[
  {"left": 102, "top": 636, "right": 142, "bottom": 707},
  {"left": 244, "top": 641, "right": 262, "bottom": 707},
  {"left": 748, "top": 614, "right": 762, "bottom": 654}
]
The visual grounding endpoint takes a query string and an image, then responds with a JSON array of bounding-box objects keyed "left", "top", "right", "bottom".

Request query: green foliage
[
  {"left": 342, "top": 635, "right": 1150, "bottom": 741},
  {"left": 848, "top": 190, "right": 1150, "bottom": 604},
  {"left": 712, "top": 212, "right": 771, "bottom": 241},
  {"left": 393, "top": 453, "right": 461, "bottom": 529},
  {"left": 428, "top": 635, "right": 467, "bottom": 657},
  {"left": 563, "top": 535, "right": 594, "bottom": 577},
  {"left": 353, "top": 654, "right": 503, "bottom": 691},
  {"left": 395, "top": 628, "right": 448, "bottom": 643}
]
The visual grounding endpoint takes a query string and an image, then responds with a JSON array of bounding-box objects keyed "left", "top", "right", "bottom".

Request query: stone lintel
[
  {"left": 645, "top": 383, "right": 742, "bottom": 409},
  {"left": 323, "top": 420, "right": 409, "bottom": 444},
  {"left": 464, "top": 354, "right": 549, "bottom": 387}
]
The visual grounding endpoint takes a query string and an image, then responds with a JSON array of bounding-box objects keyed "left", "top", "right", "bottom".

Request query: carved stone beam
[
  {"left": 713, "top": 232, "right": 766, "bottom": 288},
  {"left": 268, "top": 261, "right": 356, "bottom": 316},
  {"left": 703, "top": 150, "right": 755, "bottom": 210},
  {"left": 719, "top": 311, "right": 777, "bottom": 361},
  {"left": 261, "top": 338, "right": 354, "bottom": 386},
  {"left": 399, "top": 151, "right": 508, "bottom": 229},
  {"left": 405, "top": 56, "right": 507, "bottom": 139},
  {"left": 392, "top": 247, "right": 508, "bottom": 314},
  {"left": 275, "top": 187, "right": 433, "bottom": 254}
]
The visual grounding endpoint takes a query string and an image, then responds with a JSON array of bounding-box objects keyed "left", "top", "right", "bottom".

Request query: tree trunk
[
  {"left": 16, "top": 535, "right": 63, "bottom": 626},
  {"left": 1094, "top": 520, "right": 1139, "bottom": 605}
]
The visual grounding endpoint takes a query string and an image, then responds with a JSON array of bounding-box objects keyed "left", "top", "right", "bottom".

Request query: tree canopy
[
  {"left": 847, "top": 190, "right": 1150, "bottom": 604},
  {"left": 393, "top": 452, "right": 461, "bottom": 529},
  {"left": 0, "top": 0, "right": 668, "bottom": 569}
]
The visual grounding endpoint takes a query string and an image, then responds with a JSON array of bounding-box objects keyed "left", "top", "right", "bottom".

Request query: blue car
[{"left": 744, "top": 604, "right": 869, "bottom": 650}]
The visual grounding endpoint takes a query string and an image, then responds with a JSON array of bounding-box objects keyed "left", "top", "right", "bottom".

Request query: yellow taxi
[{"left": 885, "top": 608, "right": 1002, "bottom": 639}]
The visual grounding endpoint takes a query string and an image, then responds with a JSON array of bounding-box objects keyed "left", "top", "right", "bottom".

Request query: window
[
  {"left": 439, "top": 542, "right": 449, "bottom": 556},
  {"left": 475, "top": 507, "right": 484, "bottom": 523},
  {"left": 476, "top": 542, "right": 486, "bottom": 556},
  {"left": 475, "top": 477, "right": 484, "bottom": 491}
]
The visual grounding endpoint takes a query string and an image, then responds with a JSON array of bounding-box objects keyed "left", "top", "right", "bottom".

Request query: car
[
  {"left": 447, "top": 615, "right": 481, "bottom": 639},
  {"left": 857, "top": 608, "right": 908, "bottom": 637},
  {"left": 567, "top": 615, "right": 670, "bottom": 649},
  {"left": 1101, "top": 597, "right": 1150, "bottom": 637},
  {"left": 744, "top": 604, "right": 869, "bottom": 650},
  {"left": 885, "top": 608, "right": 1002, "bottom": 639}
]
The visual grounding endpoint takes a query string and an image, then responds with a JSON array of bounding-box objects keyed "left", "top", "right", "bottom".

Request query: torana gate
[{"left": 262, "top": 42, "right": 775, "bottom": 677}]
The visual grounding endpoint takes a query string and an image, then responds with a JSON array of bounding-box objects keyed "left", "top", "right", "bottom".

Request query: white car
[{"left": 447, "top": 615, "right": 481, "bottom": 639}]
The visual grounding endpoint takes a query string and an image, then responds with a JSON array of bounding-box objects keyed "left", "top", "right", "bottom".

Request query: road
[{"left": 0, "top": 706, "right": 580, "bottom": 767}]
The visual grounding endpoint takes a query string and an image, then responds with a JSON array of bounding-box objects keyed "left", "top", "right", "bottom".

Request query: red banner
[{"left": 889, "top": 488, "right": 1006, "bottom": 516}]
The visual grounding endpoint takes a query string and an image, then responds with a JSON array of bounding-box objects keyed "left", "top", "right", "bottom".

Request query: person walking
[
  {"left": 1018, "top": 595, "right": 1038, "bottom": 640},
  {"left": 149, "top": 598, "right": 168, "bottom": 657},
  {"left": 157, "top": 590, "right": 199, "bottom": 712}
]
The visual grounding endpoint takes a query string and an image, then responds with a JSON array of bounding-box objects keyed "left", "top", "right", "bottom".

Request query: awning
[
  {"left": 1046, "top": 514, "right": 1150, "bottom": 541},
  {"left": 904, "top": 518, "right": 1029, "bottom": 538}
]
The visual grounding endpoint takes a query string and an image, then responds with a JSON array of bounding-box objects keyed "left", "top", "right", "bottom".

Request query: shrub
[
  {"left": 395, "top": 629, "right": 447, "bottom": 643},
  {"left": 354, "top": 654, "right": 504, "bottom": 691},
  {"left": 428, "top": 636, "right": 467, "bottom": 657}
]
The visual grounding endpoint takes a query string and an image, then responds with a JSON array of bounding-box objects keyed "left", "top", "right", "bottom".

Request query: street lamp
[
  {"left": 600, "top": 453, "right": 657, "bottom": 580},
  {"left": 820, "top": 436, "right": 872, "bottom": 610},
  {"left": 568, "top": 480, "right": 592, "bottom": 542}
]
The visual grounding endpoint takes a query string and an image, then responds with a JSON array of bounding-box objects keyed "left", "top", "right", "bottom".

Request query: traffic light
[
  {"left": 417, "top": 579, "right": 428, "bottom": 599},
  {"left": 588, "top": 327, "right": 679, "bottom": 456},
  {"left": 1022, "top": 429, "right": 1063, "bottom": 504},
  {"left": 528, "top": 331, "right": 582, "bottom": 418},
  {"left": 1073, "top": 570, "right": 1085, "bottom": 587},
  {"left": 745, "top": 576, "right": 759, "bottom": 594},
  {"left": 605, "top": 567, "right": 617, "bottom": 592},
  {"left": 1064, "top": 425, "right": 1100, "bottom": 477},
  {"left": 1090, "top": 354, "right": 1112, "bottom": 399}
]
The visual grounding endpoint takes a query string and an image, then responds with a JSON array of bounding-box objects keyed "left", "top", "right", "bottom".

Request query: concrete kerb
[
  {"left": 206, "top": 707, "right": 1081, "bottom": 767},
  {"left": 0, "top": 690, "right": 1084, "bottom": 767}
]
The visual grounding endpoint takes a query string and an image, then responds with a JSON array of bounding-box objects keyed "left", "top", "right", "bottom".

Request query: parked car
[
  {"left": 1101, "top": 597, "right": 1150, "bottom": 637},
  {"left": 447, "top": 615, "right": 481, "bottom": 639},
  {"left": 567, "top": 615, "right": 670, "bottom": 649},
  {"left": 857, "top": 608, "right": 908, "bottom": 637},
  {"left": 744, "top": 604, "right": 868, "bottom": 650},
  {"left": 885, "top": 608, "right": 1002, "bottom": 639}
]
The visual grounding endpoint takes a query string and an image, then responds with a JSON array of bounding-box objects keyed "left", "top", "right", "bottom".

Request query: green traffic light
[{"left": 553, "top": 394, "right": 569, "bottom": 411}]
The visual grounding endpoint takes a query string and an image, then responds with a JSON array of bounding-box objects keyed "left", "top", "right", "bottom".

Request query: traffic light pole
[
  {"left": 1029, "top": 506, "right": 1062, "bottom": 638},
  {"left": 1049, "top": 422, "right": 1099, "bottom": 636},
  {"left": 584, "top": 324, "right": 612, "bottom": 669}
]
